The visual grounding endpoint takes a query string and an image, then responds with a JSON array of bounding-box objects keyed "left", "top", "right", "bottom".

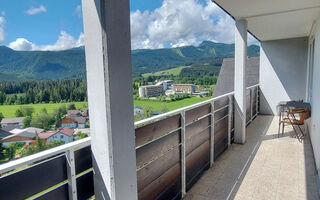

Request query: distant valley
[{"left": 0, "top": 41, "right": 259, "bottom": 81}]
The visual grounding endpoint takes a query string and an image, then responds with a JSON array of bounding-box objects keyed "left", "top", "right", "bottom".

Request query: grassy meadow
[
  {"left": 0, "top": 97, "right": 211, "bottom": 118},
  {"left": 142, "top": 66, "right": 190, "bottom": 77}
]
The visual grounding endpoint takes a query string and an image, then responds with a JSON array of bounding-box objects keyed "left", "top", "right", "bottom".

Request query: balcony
[{"left": 0, "top": 86, "right": 261, "bottom": 200}]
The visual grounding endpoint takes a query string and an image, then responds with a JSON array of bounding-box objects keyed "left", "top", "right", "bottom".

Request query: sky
[{"left": 0, "top": 0, "right": 257, "bottom": 51}]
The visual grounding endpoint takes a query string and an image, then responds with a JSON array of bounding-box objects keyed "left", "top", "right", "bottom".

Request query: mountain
[{"left": 0, "top": 41, "right": 259, "bottom": 81}]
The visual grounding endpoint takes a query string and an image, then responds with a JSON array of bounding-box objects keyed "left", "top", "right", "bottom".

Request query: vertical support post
[
  {"left": 210, "top": 101, "right": 215, "bottom": 166},
  {"left": 256, "top": 87, "right": 259, "bottom": 114},
  {"left": 234, "top": 19, "right": 247, "bottom": 144},
  {"left": 228, "top": 95, "right": 233, "bottom": 147},
  {"left": 250, "top": 88, "right": 253, "bottom": 122},
  {"left": 180, "top": 111, "right": 186, "bottom": 198},
  {"left": 66, "top": 149, "right": 77, "bottom": 200},
  {"left": 82, "top": 0, "right": 138, "bottom": 199}
]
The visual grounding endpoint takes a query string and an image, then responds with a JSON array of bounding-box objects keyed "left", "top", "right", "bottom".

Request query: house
[
  {"left": 60, "top": 118, "right": 77, "bottom": 129},
  {"left": 71, "top": 116, "right": 87, "bottom": 128},
  {"left": 61, "top": 116, "right": 87, "bottom": 128},
  {"left": 1, "top": 127, "right": 44, "bottom": 146},
  {"left": 133, "top": 106, "right": 143, "bottom": 116},
  {"left": 0, "top": 117, "right": 25, "bottom": 132},
  {"left": 38, "top": 127, "right": 74, "bottom": 144},
  {"left": 172, "top": 84, "right": 196, "bottom": 94},
  {"left": 138, "top": 85, "right": 164, "bottom": 97}
]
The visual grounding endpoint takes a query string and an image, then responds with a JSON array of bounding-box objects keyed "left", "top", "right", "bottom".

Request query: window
[{"left": 60, "top": 135, "right": 63, "bottom": 139}]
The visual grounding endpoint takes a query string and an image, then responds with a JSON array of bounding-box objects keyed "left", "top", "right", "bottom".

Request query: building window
[{"left": 60, "top": 135, "right": 63, "bottom": 139}]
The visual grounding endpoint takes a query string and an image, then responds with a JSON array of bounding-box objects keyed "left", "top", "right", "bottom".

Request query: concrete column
[
  {"left": 234, "top": 19, "right": 247, "bottom": 144},
  {"left": 82, "top": 0, "right": 137, "bottom": 200}
]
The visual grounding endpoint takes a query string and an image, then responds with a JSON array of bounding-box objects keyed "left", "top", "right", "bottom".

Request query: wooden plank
[
  {"left": 185, "top": 140, "right": 210, "bottom": 190},
  {"left": 138, "top": 163, "right": 181, "bottom": 200},
  {"left": 137, "top": 146, "right": 180, "bottom": 191},
  {"left": 214, "top": 136, "right": 228, "bottom": 160},
  {"left": 136, "top": 130, "right": 180, "bottom": 169},
  {"left": 214, "top": 106, "right": 228, "bottom": 122},
  {"left": 186, "top": 116, "right": 210, "bottom": 140},
  {"left": 76, "top": 171, "right": 94, "bottom": 200},
  {"left": 186, "top": 127, "right": 210, "bottom": 156},
  {"left": 135, "top": 114, "right": 181, "bottom": 147},
  {"left": 74, "top": 146, "right": 92, "bottom": 174},
  {"left": 214, "top": 117, "right": 228, "bottom": 144},
  {"left": 185, "top": 104, "right": 211, "bottom": 124},
  {"left": 0, "top": 155, "right": 67, "bottom": 200},
  {"left": 37, "top": 184, "right": 69, "bottom": 200},
  {"left": 214, "top": 96, "right": 229, "bottom": 110}
]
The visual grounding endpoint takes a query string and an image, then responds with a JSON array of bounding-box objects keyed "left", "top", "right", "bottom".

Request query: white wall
[
  {"left": 309, "top": 16, "right": 320, "bottom": 184},
  {"left": 259, "top": 37, "right": 308, "bottom": 115}
]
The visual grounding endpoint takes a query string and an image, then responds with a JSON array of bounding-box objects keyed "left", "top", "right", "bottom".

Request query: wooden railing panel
[
  {"left": 0, "top": 155, "right": 67, "bottom": 200},
  {"left": 137, "top": 146, "right": 180, "bottom": 192},
  {"left": 186, "top": 140, "right": 210, "bottom": 190},
  {"left": 186, "top": 127, "right": 210, "bottom": 156},
  {"left": 214, "top": 96, "right": 229, "bottom": 110},
  {"left": 138, "top": 163, "right": 181, "bottom": 200},
  {"left": 214, "top": 106, "right": 228, "bottom": 122},
  {"left": 136, "top": 130, "right": 180, "bottom": 169},
  {"left": 75, "top": 146, "right": 92, "bottom": 174},
  {"left": 37, "top": 184, "right": 69, "bottom": 200},
  {"left": 185, "top": 104, "right": 211, "bottom": 124},
  {"left": 185, "top": 115, "right": 210, "bottom": 139},
  {"left": 135, "top": 114, "right": 181, "bottom": 147},
  {"left": 76, "top": 171, "right": 94, "bottom": 200}
]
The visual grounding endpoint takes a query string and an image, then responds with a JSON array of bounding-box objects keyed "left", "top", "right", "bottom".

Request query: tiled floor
[{"left": 184, "top": 115, "right": 320, "bottom": 200}]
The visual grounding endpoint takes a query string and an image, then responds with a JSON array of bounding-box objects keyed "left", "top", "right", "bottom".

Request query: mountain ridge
[{"left": 0, "top": 41, "right": 259, "bottom": 81}]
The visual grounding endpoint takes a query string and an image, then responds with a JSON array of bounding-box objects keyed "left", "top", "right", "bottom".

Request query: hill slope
[{"left": 0, "top": 41, "right": 259, "bottom": 81}]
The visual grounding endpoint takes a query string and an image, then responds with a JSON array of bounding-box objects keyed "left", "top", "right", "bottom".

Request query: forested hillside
[{"left": 0, "top": 41, "right": 259, "bottom": 81}]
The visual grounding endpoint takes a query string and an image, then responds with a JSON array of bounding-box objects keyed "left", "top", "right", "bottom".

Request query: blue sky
[{"left": 0, "top": 0, "right": 256, "bottom": 51}]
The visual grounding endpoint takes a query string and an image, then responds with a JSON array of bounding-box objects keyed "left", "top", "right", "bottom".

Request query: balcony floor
[{"left": 184, "top": 115, "right": 320, "bottom": 200}]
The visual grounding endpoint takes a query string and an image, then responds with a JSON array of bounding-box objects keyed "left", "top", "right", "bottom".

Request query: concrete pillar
[
  {"left": 234, "top": 19, "right": 247, "bottom": 144},
  {"left": 82, "top": 0, "right": 138, "bottom": 200}
]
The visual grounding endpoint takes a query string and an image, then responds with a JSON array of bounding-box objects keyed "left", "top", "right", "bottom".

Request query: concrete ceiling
[{"left": 213, "top": 0, "right": 320, "bottom": 41}]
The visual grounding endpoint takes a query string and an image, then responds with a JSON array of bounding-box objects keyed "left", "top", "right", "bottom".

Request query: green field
[
  {"left": 142, "top": 66, "right": 190, "bottom": 77},
  {"left": 0, "top": 97, "right": 211, "bottom": 118},
  {"left": 0, "top": 102, "right": 88, "bottom": 118},
  {"left": 134, "top": 96, "right": 211, "bottom": 111}
]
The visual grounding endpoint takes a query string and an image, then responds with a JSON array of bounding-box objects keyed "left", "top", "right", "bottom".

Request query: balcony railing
[{"left": 0, "top": 85, "right": 259, "bottom": 200}]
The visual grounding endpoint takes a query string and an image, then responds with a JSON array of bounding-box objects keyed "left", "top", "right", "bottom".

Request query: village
[{"left": 0, "top": 108, "right": 89, "bottom": 159}]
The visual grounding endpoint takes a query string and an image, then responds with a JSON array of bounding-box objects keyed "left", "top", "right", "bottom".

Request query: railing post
[
  {"left": 228, "top": 95, "right": 233, "bottom": 147},
  {"left": 250, "top": 88, "right": 253, "bottom": 122},
  {"left": 66, "top": 149, "right": 77, "bottom": 200},
  {"left": 180, "top": 111, "right": 186, "bottom": 198},
  {"left": 210, "top": 101, "right": 215, "bottom": 167},
  {"left": 256, "top": 87, "right": 259, "bottom": 114}
]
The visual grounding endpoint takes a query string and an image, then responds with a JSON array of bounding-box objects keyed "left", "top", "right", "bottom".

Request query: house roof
[
  {"left": 213, "top": 57, "right": 259, "bottom": 97},
  {"left": 134, "top": 106, "right": 143, "bottom": 110},
  {"left": 1, "top": 117, "right": 24, "bottom": 124},
  {"left": 0, "top": 130, "right": 12, "bottom": 139},
  {"left": 67, "top": 110, "right": 81, "bottom": 116},
  {"left": 38, "top": 127, "right": 75, "bottom": 139},
  {"left": 2, "top": 127, "right": 43, "bottom": 141},
  {"left": 71, "top": 116, "right": 86, "bottom": 124},
  {"left": 61, "top": 118, "right": 76, "bottom": 124}
]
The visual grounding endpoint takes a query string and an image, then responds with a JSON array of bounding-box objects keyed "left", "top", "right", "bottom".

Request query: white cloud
[
  {"left": 74, "top": 5, "right": 82, "bottom": 18},
  {"left": 0, "top": 15, "right": 5, "bottom": 43},
  {"left": 8, "top": 31, "right": 84, "bottom": 51},
  {"left": 25, "top": 5, "right": 47, "bottom": 15},
  {"left": 1, "top": 11, "right": 5, "bottom": 16},
  {"left": 130, "top": 0, "right": 258, "bottom": 49}
]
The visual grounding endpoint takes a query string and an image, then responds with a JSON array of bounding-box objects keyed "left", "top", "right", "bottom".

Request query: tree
[
  {"left": 160, "top": 104, "right": 168, "bottom": 114},
  {"left": 0, "top": 143, "right": 5, "bottom": 160},
  {"left": 31, "top": 112, "right": 54, "bottom": 130},
  {"left": 20, "top": 106, "right": 34, "bottom": 117},
  {"left": 76, "top": 132, "right": 88, "bottom": 140},
  {"left": 0, "top": 112, "right": 3, "bottom": 128},
  {"left": 15, "top": 109, "right": 24, "bottom": 117},
  {"left": 67, "top": 103, "right": 76, "bottom": 110},
  {"left": 142, "top": 104, "right": 153, "bottom": 118},
  {"left": 22, "top": 116, "right": 32, "bottom": 128}
]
